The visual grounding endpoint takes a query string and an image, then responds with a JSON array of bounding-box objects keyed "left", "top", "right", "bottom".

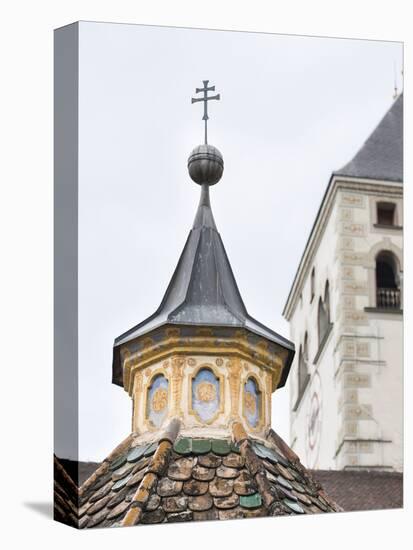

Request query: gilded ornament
[
  {"left": 196, "top": 381, "right": 216, "bottom": 402},
  {"left": 196, "top": 327, "right": 214, "bottom": 337},
  {"left": 257, "top": 340, "right": 269, "bottom": 352},
  {"left": 125, "top": 333, "right": 287, "bottom": 396},
  {"left": 134, "top": 372, "right": 143, "bottom": 393},
  {"left": 235, "top": 329, "right": 247, "bottom": 341},
  {"left": 151, "top": 388, "right": 168, "bottom": 412},
  {"left": 187, "top": 357, "right": 196, "bottom": 366},
  {"left": 215, "top": 358, "right": 223, "bottom": 366},
  {"left": 172, "top": 356, "right": 185, "bottom": 368},
  {"left": 166, "top": 328, "right": 180, "bottom": 339},
  {"left": 142, "top": 337, "right": 154, "bottom": 349},
  {"left": 228, "top": 358, "right": 242, "bottom": 418},
  {"left": 266, "top": 373, "right": 272, "bottom": 394},
  {"left": 244, "top": 391, "right": 256, "bottom": 415}
]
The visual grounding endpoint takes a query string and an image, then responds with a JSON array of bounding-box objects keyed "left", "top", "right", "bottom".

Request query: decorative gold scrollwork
[
  {"left": 196, "top": 381, "right": 216, "bottom": 402},
  {"left": 244, "top": 391, "right": 256, "bottom": 415},
  {"left": 152, "top": 387, "right": 168, "bottom": 412}
]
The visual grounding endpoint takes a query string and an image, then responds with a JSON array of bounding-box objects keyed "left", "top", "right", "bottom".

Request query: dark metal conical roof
[
  {"left": 113, "top": 183, "right": 293, "bottom": 351},
  {"left": 334, "top": 93, "right": 403, "bottom": 182}
]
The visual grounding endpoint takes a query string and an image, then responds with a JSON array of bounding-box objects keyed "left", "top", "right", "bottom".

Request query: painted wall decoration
[
  {"left": 147, "top": 374, "right": 169, "bottom": 427},
  {"left": 244, "top": 377, "right": 261, "bottom": 428},
  {"left": 192, "top": 367, "right": 220, "bottom": 423}
]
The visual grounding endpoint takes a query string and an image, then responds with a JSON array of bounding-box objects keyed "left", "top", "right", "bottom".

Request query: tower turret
[
  {"left": 111, "top": 81, "right": 294, "bottom": 441},
  {"left": 76, "top": 82, "right": 339, "bottom": 530}
]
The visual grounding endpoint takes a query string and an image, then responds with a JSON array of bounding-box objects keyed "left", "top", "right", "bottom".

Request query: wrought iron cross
[{"left": 191, "top": 80, "right": 220, "bottom": 144}]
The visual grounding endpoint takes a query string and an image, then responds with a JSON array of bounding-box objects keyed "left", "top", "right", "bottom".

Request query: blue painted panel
[
  {"left": 147, "top": 374, "right": 168, "bottom": 427},
  {"left": 192, "top": 368, "right": 220, "bottom": 423},
  {"left": 244, "top": 378, "right": 260, "bottom": 428}
]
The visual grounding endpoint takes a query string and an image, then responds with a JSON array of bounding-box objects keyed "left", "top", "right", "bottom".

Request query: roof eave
[
  {"left": 282, "top": 172, "right": 336, "bottom": 321},
  {"left": 112, "top": 320, "right": 295, "bottom": 389}
]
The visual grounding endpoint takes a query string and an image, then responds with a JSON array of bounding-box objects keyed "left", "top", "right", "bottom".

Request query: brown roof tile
[
  {"left": 54, "top": 455, "right": 79, "bottom": 527},
  {"left": 310, "top": 469, "right": 403, "bottom": 512},
  {"left": 58, "top": 422, "right": 346, "bottom": 529}
]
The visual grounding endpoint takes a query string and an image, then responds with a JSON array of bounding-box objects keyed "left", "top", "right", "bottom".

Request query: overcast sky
[{"left": 75, "top": 21, "right": 402, "bottom": 461}]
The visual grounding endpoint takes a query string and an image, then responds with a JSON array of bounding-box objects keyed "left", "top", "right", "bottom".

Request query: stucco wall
[{"left": 287, "top": 180, "right": 403, "bottom": 471}]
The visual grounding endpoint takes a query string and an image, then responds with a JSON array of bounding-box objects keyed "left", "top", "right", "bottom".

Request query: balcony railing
[{"left": 377, "top": 287, "right": 401, "bottom": 309}]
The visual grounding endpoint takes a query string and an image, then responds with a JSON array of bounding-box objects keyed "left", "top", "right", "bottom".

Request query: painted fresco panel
[
  {"left": 147, "top": 374, "right": 169, "bottom": 427},
  {"left": 244, "top": 377, "right": 260, "bottom": 428},
  {"left": 192, "top": 368, "right": 220, "bottom": 422}
]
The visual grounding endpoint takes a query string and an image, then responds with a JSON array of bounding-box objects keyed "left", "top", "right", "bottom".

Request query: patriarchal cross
[{"left": 191, "top": 80, "right": 220, "bottom": 144}]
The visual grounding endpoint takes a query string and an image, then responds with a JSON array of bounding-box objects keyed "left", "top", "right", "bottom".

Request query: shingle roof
[
  {"left": 74, "top": 421, "right": 340, "bottom": 528},
  {"left": 334, "top": 93, "right": 403, "bottom": 182},
  {"left": 64, "top": 460, "right": 404, "bottom": 514},
  {"left": 112, "top": 184, "right": 294, "bottom": 383},
  {"left": 54, "top": 455, "right": 79, "bottom": 527},
  {"left": 310, "top": 469, "right": 403, "bottom": 512}
]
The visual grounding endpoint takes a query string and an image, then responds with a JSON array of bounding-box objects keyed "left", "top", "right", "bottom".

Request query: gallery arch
[
  {"left": 365, "top": 240, "right": 403, "bottom": 310},
  {"left": 375, "top": 251, "right": 401, "bottom": 309}
]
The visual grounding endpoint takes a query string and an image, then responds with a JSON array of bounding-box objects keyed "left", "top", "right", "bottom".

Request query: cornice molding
[{"left": 122, "top": 331, "right": 286, "bottom": 396}]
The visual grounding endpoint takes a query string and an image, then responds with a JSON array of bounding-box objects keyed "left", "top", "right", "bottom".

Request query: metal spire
[
  {"left": 191, "top": 80, "right": 220, "bottom": 144},
  {"left": 111, "top": 82, "right": 295, "bottom": 388}
]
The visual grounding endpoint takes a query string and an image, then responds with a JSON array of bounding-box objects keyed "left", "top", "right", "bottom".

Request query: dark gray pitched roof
[
  {"left": 113, "top": 184, "right": 294, "bottom": 352},
  {"left": 283, "top": 94, "right": 403, "bottom": 320},
  {"left": 334, "top": 93, "right": 403, "bottom": 182}
]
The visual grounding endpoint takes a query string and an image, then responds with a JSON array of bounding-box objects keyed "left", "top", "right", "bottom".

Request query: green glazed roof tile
[
  {"left": 252, "top": 442, "right": 278, "bottom": 463},
  {"left": 240, "top": 493, "right": 262, "bottom": 509},
  {"left": 191, "top": 439, "right": 212, "bottom": 454},
  {"left": 277, "top": 475, "right": 293, "bottom": 491},
  {"left": 127, "top": 444, "right": 148, "bottom": 463},
  {"left": 272, "top": 450, "right": 290, "bottom": 468},
  {"left": 291, "top": 480, "right": 306, "bottom": 494},
  {"left": 211, "top": 439, "right": 231, "bottom": 456},
  {"left": 174, "top": 437, "right": 192, "bottom": 455},
  {"left": 144, "top": 442, "right": 158, "bottom": 457},
  {"left": 277, "top": 485, "right": 298, "bottom": 502},
  {"left": 112, "top": 474, "right": 132, "bottom": 492},
  {"left": 111, "top": 461, "right": 134, "bottom": 481},
  {"left": 230, "top": 441, "right": 241, "bottom": 454},
  {"left": 109, "top": 454, "right": 127, "bottom": 471},
  {"left": 283, "top": 498, "right": 304, "bottom": 514}
]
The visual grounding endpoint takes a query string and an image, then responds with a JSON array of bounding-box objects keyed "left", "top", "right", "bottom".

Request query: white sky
[{"left": 76, "top": 21, "right": 402, "bottom": 461}]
